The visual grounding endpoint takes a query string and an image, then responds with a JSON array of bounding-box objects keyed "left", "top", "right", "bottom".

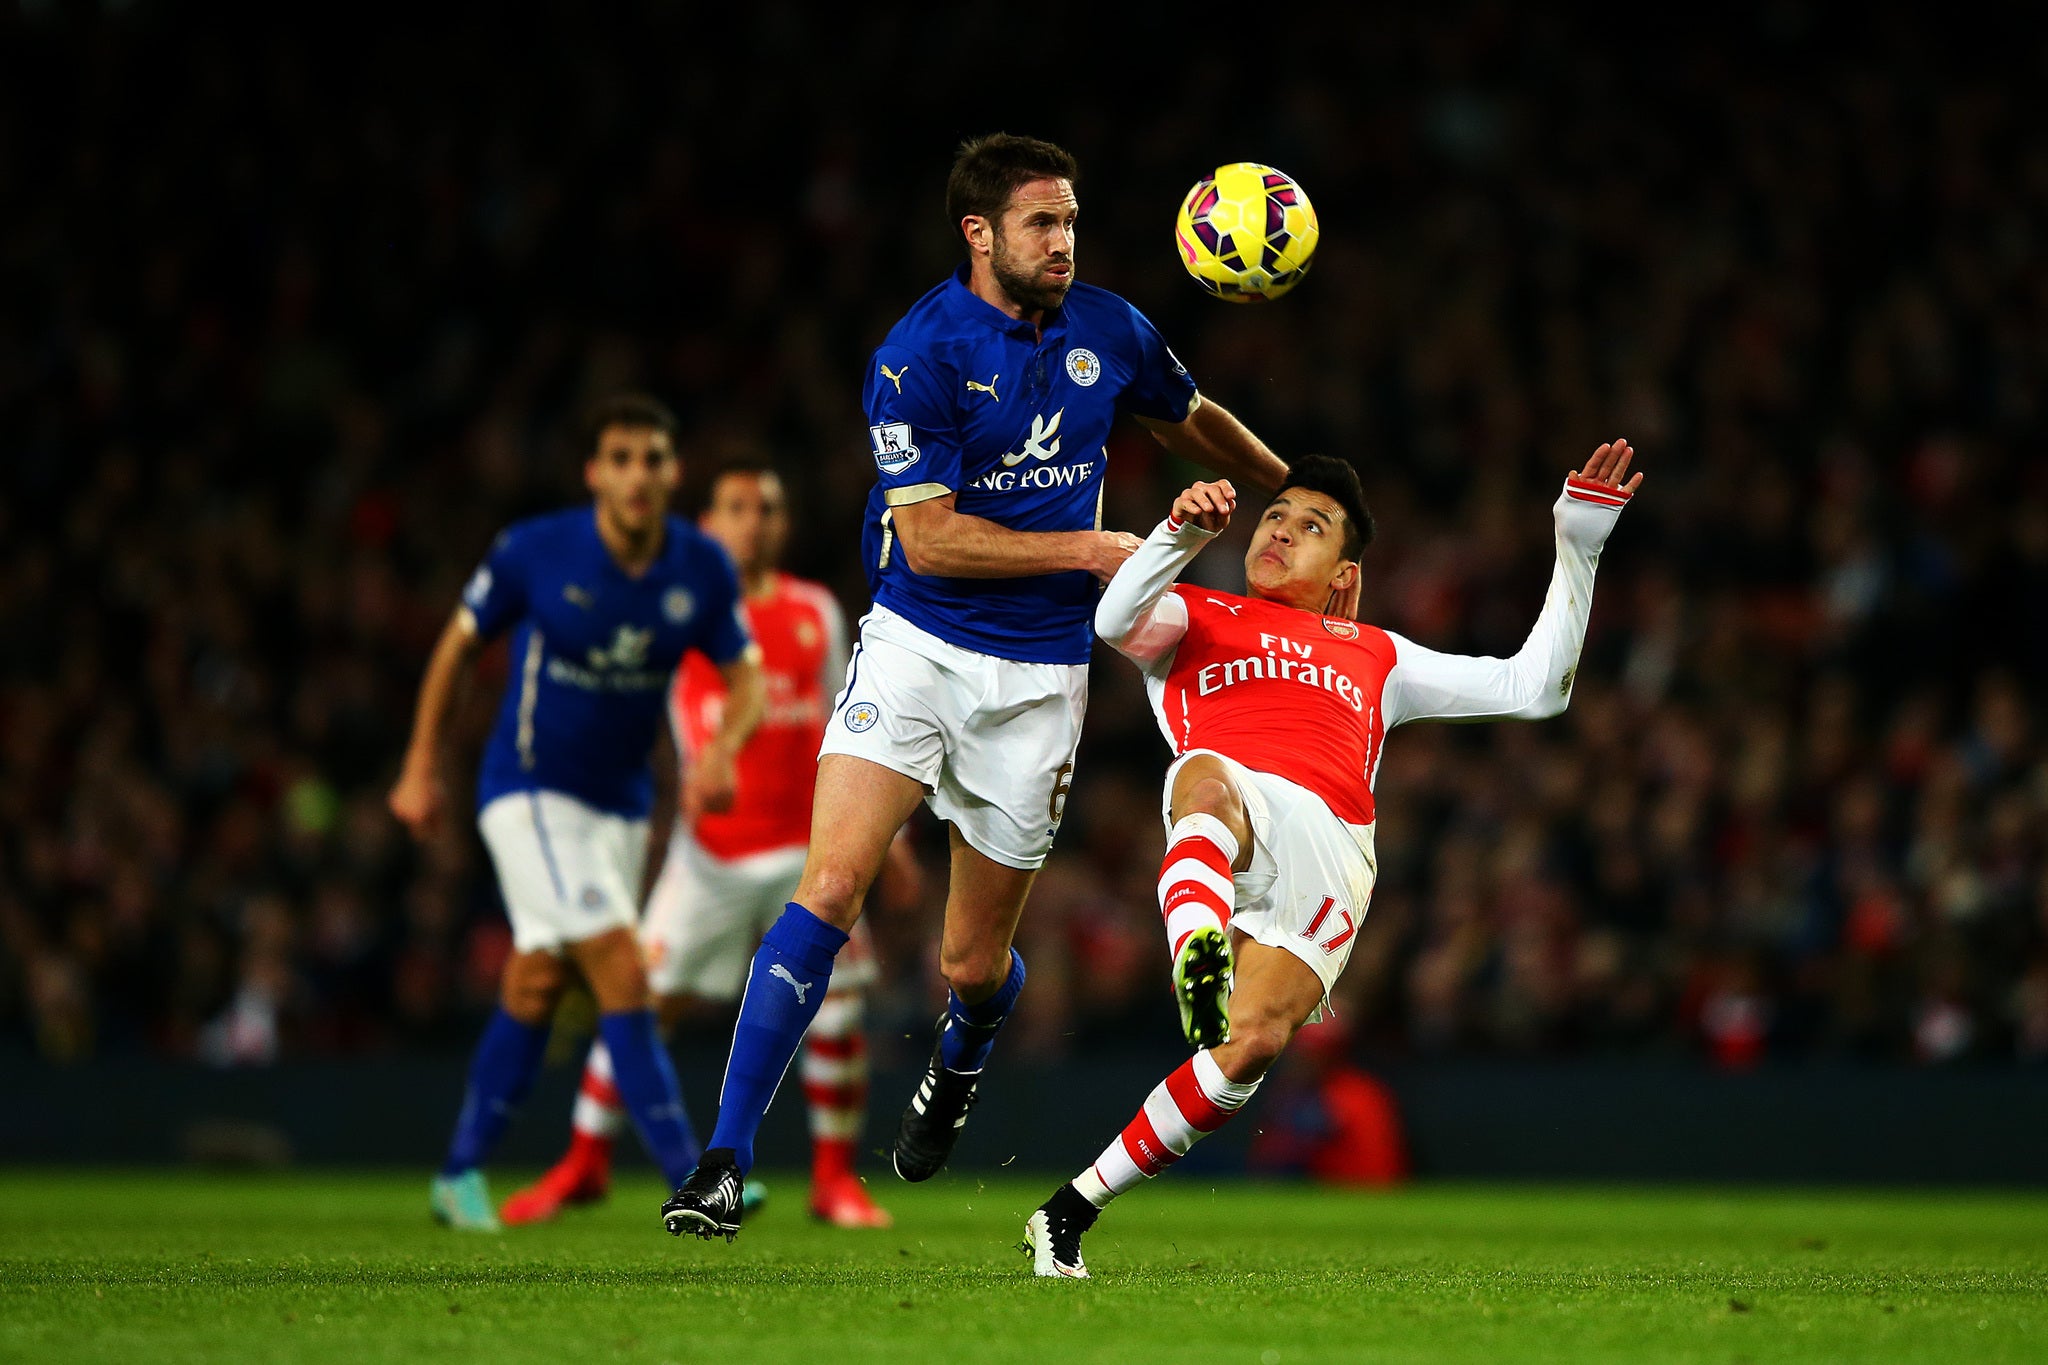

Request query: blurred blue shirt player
[
  {"left": 389, "top": 393, "right": 765, "bottom": 1231},
  {"left": 663, "top": 133, "right": 1293, "bottom": 1242}
]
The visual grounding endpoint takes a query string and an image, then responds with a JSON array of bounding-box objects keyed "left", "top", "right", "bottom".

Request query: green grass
[{"left": 0, "top": 1171, "right": 2043, "bottom": 1364}]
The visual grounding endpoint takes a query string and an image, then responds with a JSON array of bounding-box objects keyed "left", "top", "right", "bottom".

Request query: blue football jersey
[
  {"left": 860, "top": 267, "right": 1200, "bottom": 664},
  {"left": 462, "top": 507, "right": 751, "bottom": 818}
]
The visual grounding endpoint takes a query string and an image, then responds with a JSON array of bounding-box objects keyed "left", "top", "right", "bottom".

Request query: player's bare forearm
[
  {"left": 1136, "top": 398, "right": 1289, "bottom": 492},
  {"left": 683, "top": 651, "right": 765, "bottom": 821},
  {"left": 891, "top": 494, "right": 1140, "bottom": 580},
  {"left": 710, "top": 653, "right": 767, "bottom": 757},
  {"left": 399, "top": 613, "right": 479, "bottom": 773},
  {"left": 389, "top": 611, "right": 480, "bottom": 837}
]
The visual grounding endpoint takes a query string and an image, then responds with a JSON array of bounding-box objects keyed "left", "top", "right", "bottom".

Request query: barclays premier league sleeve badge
[{"left": 870, "top": 423, "right": 920, "bottom": 476}]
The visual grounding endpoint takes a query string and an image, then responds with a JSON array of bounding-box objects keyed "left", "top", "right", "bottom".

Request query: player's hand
[
  {"left": 387, "top": 762, "right": 445, "bottom": 842},
  {"left": 1172, "top": 479, "right": 1236, "bottom": 533},
  {"left": 1570, "top": 439, "right": 1642, "bottom": 496},
  {"left": 682, "top": 742, "right": 740, "bottom": 822},
  {"left": 1088, "top": 530, "right": 1145, "bottom": 582}
]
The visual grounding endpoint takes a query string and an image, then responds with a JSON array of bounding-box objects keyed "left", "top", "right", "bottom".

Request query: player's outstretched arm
[
  {"left": 388, "top": 609, "right": 484, "bottom": 840},
  {"left": 889, "top": 491, "right": 1141, "bottom": 581},
  {"left": 1382, "top": 440, "right": 1641, "bottom": 727},
  {"left": 1135, "top": 397, "right": 1289, "bottom": 493},
  {"left": 1094, "top": 480, "right": 1236, "bottom": 667}
]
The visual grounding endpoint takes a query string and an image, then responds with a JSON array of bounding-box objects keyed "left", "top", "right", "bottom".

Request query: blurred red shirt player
[{"left": 504, "top": 461, "right": 915, "bottom": 1229}]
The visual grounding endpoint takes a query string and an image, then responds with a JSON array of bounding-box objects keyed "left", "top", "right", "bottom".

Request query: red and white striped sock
[
  {"left": 1159, "top": 813, "right": 1239, "bottom": 958},
  {"left": 802, "top": 989, "right": 868, "bottom": 1182},
  {"left": 1072, "top": 1050, "right": 1259, "bottom": 1207},
  {"left": 572, "top": 1039, "right": 627, "bottom": 1145}
]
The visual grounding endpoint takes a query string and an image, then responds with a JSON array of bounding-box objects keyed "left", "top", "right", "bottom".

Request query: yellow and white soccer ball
[{"left": 1174, "top": 162, "right": 1319, "bottom": 303}]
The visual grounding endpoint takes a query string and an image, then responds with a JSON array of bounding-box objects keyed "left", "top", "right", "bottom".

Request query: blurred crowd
[{"left": 3, "top": 5, "right": 2044, "bottom": 1071}]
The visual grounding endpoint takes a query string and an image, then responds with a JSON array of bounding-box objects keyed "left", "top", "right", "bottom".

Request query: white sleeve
[
  {"left": 1093, "top": 516, "right": 1215, "bottom": 667},
  {"left": 1382, "top": 477, "right": 1630, "bottom": 726},
  {"left": 815, "top": 586, "right": 851, "bottom": 703}
]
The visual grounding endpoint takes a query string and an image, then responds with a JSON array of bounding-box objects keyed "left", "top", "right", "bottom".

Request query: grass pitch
[{"left": 1, "top": 1171, "right": 2042, "bottom": 1364}]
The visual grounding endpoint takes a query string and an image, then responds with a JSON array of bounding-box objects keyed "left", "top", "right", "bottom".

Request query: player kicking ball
[
  {"left": 500, "top": 462, "right": 906, "bottom": 1230},
  {"left": 391, "top": 394, "right": 765, "bottom": 1232},
  {"left": 1024, "top": 441, "right": 1642, "bottom": 1277}
]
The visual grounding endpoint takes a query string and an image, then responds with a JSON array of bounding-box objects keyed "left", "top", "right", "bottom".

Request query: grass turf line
[{"left": 0, "top": 1171, "right": 2042, "bottom": 1364}]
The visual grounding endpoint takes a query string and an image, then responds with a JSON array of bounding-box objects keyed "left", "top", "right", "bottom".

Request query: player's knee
[
  {"left": 793, "top": 862, "right": 868, "bottom": 926},
  {"left": 500, "top": 953, "right": 565, "bottom": 1023},
  {"left": 939, "top": 947, "right": 1009, "bottom": 1003},
  {"left": 1179, "top": 775, "right": 1241, "bottom": 823},
  {"left": 1221, "top": 1015, "right": 1296, "bottom": 1079}
]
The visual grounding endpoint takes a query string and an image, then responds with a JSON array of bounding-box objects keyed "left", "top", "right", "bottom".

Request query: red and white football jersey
[
  {"left": 671, "top": 573, "right": 847, "bottom": 860},
  {"left": 1157, "top": 587, "right": 1396, "bottom": 825},
  {"left": 1100, "top": 479, "right": 1631, "bottom": 827}
]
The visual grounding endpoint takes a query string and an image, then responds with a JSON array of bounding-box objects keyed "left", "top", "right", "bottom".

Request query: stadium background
[{"left": 4, "top": 2, "right": 2045, "bottom": 1180}]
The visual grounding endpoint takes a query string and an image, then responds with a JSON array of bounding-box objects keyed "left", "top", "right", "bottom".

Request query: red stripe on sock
[
  {"left": 1164, "top": 835, "right": 1232, "bottom": 884},
  {"left": 1158, "top": 834, "right": 1234, "bottom": 931},
  {"left": 803, "top": 1080, "right": 867, "bottom": 1112},
  {"left": 580, "top": 1076, "right": 622, "bottom": 1107},
  {"left": 1164, "top": 1060, "right": 1234, "bottom": 1133},
  {"left": 804, "top": 1034, "right": 866, "bottom": 1061},
  {"left": 1120, "top": 1109, "right": 1173, "bottom": 1176}
]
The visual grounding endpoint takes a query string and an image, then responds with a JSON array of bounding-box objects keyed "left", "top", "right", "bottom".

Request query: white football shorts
[
  {"left": 477, "top": 789, "right": 648, "bottom": 954},
  {"left": 1159, "top": 748, "right": 1379, "bottom": 1020},
  {"left": 818, "top": 605, "right": 1087, "bottom": 871},
  {"left": 639, "top": 825, "right": 878, "bottom": 999}
]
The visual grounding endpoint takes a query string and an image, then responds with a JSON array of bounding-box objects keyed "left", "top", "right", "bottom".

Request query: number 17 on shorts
[{"left": 1302, "top": 896, "right": 1356, "bottom": 955}]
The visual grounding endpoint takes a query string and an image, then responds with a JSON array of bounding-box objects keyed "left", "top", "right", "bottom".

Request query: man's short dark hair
[
  {"left": 696, "top": 456, "right": 784, "bottom": 514},
  {"left": 946, "top": 133, "right": 1080, "bottom": 242},
  {"left": 1271, "top": 455, "right": 1375, "bottom": 560},
  {"left": 582, "top": 392, "right": 678, "bottom": 458}
]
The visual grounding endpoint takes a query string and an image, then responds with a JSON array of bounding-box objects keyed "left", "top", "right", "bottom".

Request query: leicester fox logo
[
  {"left": 769, "top": 963, "right": 812, "bottom": 1003},
  {"left": 999, "top": 408, "right": 1064, "bottom": 467}
]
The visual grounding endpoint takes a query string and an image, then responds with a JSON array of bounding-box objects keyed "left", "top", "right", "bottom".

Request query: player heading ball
[{"left": 661, "top": 132, "right": 1296, "bottom": 1244}]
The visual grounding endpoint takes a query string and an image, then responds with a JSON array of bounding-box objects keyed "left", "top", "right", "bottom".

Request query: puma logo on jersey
[
  {"left": 880, "top": 363, "right": 907, "bottom": 394},
  {"left": 562, "top": 584, "right": 592, "bottom": 609},
  {"left": 966, "top": 374, "right": 1001, "bottom": 402},
  {"left": 1205, "top": 597, "right": 1245, "bottom": 615},
  {"left": 769, "top": 963, "right": 812, "bottom": 1003},
  {"left": 999, "top": 408, "right": 1064, "bottom": 467}
]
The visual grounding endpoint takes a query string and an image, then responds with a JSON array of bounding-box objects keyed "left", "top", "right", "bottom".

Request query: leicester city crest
[
  {"left": 1065, "top": 348, "right": 1102, "bottom": 387},
  {"left": 663, "top": 588, "right": 695, "bottom": 624}
]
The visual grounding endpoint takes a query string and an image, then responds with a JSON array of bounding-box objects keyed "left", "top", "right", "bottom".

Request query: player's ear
[
  {"left": 962, "top": 214, "right": 992, "bottom": 257},
  {"left": 1331, "top": 561, "right": 1359, "bottom": 592}
]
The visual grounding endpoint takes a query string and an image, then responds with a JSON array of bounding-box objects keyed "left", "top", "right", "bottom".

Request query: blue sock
[
  {"left": 599, "top": 1009, "right": 701, "bottom": 1188},
  {"left": 441, "top": 1007, "right": 549, "bottom": 1177},
  {"left": 939, "top": 948, "right": 1026, "bottom": 1073},
  {"left": 707, "top": 903, "right": 848, "bottom": 1173}
]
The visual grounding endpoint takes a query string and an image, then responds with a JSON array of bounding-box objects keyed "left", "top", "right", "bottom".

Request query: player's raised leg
[
  {"left": 1025, "top": 939, "right": 1320, "bottom": 1277},
  {"left": 891, "top": 828, "right": 1034, "bottom": 1182},
  {"left": 662, "top": 754, "right": 923, "bottom": 1240},
  {"left": 1161, "top": 755, "right": 1255, "bottom": 1050}
]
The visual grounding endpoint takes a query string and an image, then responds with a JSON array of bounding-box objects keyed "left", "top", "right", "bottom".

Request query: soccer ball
[{"left": 1174, "top": 162, "right": 1319, "bottom": 302}]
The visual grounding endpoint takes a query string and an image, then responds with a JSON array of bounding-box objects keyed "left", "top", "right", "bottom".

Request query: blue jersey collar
[{"left": 944, "top": 265, "right": 1066, "bottom": 340}]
